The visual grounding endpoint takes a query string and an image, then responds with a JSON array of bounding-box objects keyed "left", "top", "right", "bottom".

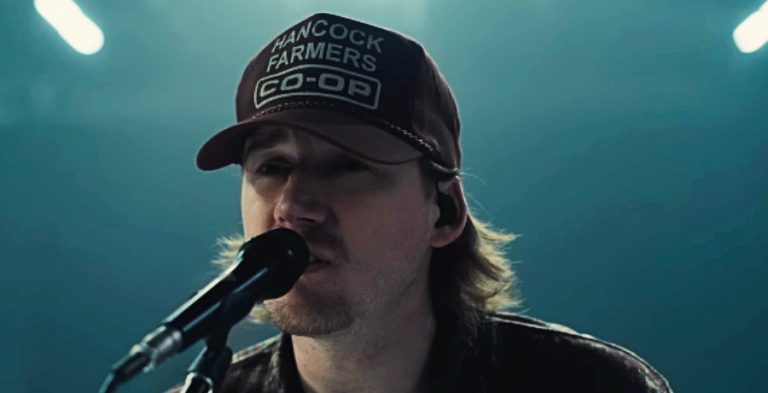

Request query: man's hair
[
  {"left": 418, "top": 158, "right": 521, "bottom": 338},
  {"left": 214, "top": 158, "right": 521, "bottom": 336}
]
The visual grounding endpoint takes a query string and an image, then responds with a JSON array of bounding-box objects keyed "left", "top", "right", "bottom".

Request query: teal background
[{"left": 2, "top": 1, "right": 767, "bottom": 392}]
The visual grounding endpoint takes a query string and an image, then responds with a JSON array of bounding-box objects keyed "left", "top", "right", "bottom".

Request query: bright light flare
[
  {"left": 34, "top": 0, "right": 104, "bottom": 55},
  {"left": 733, "top": 1, "right": 768, "bottom": 54}
]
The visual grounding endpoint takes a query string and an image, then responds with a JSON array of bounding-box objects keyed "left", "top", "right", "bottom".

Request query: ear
[{"left": 430, "top": 178, "right": 468, "bottom": 248}]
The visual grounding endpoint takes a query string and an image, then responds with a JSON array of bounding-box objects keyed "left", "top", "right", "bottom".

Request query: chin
[{"left": 264, "top": 286, "right": 355, "bottom": 337}]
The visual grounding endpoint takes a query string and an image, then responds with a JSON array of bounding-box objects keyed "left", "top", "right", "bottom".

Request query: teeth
[
  {"left": 309, "top": 256, "right": 321, "bottom": 264},
  {"left": 308, "top": 253, "right": 329, "bottom": 265}
]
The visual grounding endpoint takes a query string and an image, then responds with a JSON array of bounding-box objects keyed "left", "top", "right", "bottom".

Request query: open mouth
[{"left": 304, "top": 256, "right": 331, "bottom": 274}]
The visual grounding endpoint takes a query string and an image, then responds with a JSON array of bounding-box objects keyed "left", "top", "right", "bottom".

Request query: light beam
[
  {"left": 733, "top": 1, "right": 768, "bottom": 54},
  {"left": 34, "top": 0, "right": 104, "bottom": 55}
]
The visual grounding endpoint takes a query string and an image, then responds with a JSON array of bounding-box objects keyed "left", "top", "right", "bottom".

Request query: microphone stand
[{"left": 181, "top": 289, "right": 258, "bottom": 393}]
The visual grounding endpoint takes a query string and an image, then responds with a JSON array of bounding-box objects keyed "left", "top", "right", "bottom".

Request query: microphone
[{"left": 102, "top": 228, "right": 308, "bottom": 391}]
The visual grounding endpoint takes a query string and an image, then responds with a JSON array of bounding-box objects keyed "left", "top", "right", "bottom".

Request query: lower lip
[{"left": 303, "top": 261, "right": 331, "bottom": 275}]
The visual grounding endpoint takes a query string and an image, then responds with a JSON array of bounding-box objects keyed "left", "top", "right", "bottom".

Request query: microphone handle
[
  {"left": 181, "top": 341, "right": 234, "bottom": 393},
  {"left": 182, "top": 375, "right": 213, "bottom": 393},
  {"left": 163, "top": 264, "right": 270, "bottom": 353}
]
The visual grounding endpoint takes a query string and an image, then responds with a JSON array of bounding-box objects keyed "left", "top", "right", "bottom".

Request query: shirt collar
[{"left": 268, "top": 310, "right": 485, "bottom": 393}]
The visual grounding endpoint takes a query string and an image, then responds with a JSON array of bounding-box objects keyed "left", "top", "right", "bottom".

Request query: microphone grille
[{"left": 238, "top": 228, "right": 309, "bottom": 300}]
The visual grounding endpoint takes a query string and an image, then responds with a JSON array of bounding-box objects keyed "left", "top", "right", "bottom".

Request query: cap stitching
[{"left": 250, "top": 100, "right": 439, "bottom": 157}]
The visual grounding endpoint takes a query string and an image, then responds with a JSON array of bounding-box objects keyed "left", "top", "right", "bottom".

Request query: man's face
[{"left": 240, "top": 125, "right": 437, "bottom": 337}]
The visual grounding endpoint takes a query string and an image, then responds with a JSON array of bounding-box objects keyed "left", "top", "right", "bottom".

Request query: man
[{"left": 175, "top": 12, "right": 673, "bottom": 393}]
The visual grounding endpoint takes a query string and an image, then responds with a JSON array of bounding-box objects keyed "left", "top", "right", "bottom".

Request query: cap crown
[{"left": 235, "top": 13, "right": 461, "bottom": 170}]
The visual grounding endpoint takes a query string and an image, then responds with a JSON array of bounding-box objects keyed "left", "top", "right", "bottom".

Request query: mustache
[
  {"left": 299, "top": 226, "right": 342, "bottom": 250},
  {"left": 252, "top": 226, "right": 343, "bottom": 258}
]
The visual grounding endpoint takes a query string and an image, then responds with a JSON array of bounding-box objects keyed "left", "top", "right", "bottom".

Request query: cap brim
[{"left": 196, "top": 109, "right": 424, "bottom": 171}]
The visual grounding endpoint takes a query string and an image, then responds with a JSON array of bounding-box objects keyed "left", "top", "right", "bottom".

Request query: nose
[{"left": 274, "top": 171, "right": 329, "bottom": 231}]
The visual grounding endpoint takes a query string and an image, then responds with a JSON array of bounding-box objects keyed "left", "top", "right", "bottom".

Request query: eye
[{"left": 253, "top": 158, "right": 293, "bottom": 177}]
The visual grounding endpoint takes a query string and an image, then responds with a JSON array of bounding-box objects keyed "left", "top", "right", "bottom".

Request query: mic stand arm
[{"left": 181, "top": 289, "right": 257, "bottom": 393}]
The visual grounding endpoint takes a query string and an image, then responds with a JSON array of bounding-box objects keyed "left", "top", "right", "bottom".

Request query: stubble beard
[{"left": 264, "top": 282, "right": 354, "bottom": 337}]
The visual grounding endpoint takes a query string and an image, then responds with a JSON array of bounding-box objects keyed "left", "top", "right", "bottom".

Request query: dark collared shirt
[{"left": 168, "top": 311, "right": 673, "bottom": 392}]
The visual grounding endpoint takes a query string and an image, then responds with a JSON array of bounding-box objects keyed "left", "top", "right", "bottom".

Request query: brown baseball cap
[{"left": 196, "top": 12, "right": 461, "bottom": 175}]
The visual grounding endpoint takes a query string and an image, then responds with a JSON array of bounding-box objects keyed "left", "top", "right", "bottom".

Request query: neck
[{"left": 291, "top": 293, "right": 436, "bottom": 393}]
